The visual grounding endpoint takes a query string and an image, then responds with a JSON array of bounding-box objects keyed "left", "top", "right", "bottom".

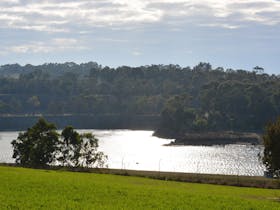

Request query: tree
[
  {"left": 79, "top": 133, "right": 107, "bottom": 168},
  {"left": 156, "top": 94, "right": 196, "bottom": 137},
  {"left": 262, "top": 117, "right": 280, "bottom": 177},
  {"left": 27, "top": 95, "right": 40, "bottom": 114},
  {"left": 11, "top": 118, "right": 59, "bottom": 167},
  {"left": 58, "top": 126, "right": 107, "bottom": 168},
  {"left": 58, "top": 126, "right": 80, "bottom": 166},
  {"left": 11, "top": 119, "right": 107, "bottom": 168},
  {"left": 253, "top": 66, "right": 264, "bottom": 74}
]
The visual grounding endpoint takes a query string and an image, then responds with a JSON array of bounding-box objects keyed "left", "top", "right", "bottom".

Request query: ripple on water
[{"left": 0, "top": 130, "right": 265, "bottom": 176}]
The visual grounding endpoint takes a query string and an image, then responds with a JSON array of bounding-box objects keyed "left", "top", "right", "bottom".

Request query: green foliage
[
  {"left": 11, "top": 118, "right": 59, "bottom": 167},
  {"left": 157, "top": 95, "right": 196, "bottom": 136},
  {"left": 11, "top": 118, "right": 107, "bottom": 168},
  {"left": 193, "top": 117, "right": 208, "bottom": 132},
  {"left": 78, "top": 133, "right": 107, "bottom": 168},
  {"left": 58, "top": 126, "right": 80, "bottom": 166},
  {"left": 262, "top": 117, "right": 280, "bottom": 177},
  {"left": 0, "top": 62, "right": 279, "bottom": 132},
  {"left": 58, "top": 126, "right": 107, "bottom": 168},
  {"left": 27, "top": 95, "right": 40, "bottom": 107},
  {"left": 1, "top": 166, "right": 280, "bottom": 209}
]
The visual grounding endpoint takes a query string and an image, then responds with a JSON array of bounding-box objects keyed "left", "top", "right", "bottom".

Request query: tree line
[{"left": 0, "top": 62, "right": 279, "bottom": 133}]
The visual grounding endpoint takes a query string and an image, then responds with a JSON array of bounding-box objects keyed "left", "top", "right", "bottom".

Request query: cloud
[
  {"left": 0, "top": 0, "right": 19, "bottom": 4},
  {"left": 148, "top": 0, "right": 280, "bottom": 28},
  {"left": 4, "top": 38, "right": 87, "bottom": 54},
  {"left": 0, "top": 0, "right": 279, "bottom": 33},
  {"left": 198, "top": 23, "right": 241, "bottom": 29},
  {"left": 132, "top": 50, "right": 142, "bottom": 56}
]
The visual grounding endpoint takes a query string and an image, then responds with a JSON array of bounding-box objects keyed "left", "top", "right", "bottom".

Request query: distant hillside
[
  {"left": 0, "top": 62, "right": 279, "bottom": 132},
  {"left": 0, "top": 62, "right": 101, "bottom": 78}
]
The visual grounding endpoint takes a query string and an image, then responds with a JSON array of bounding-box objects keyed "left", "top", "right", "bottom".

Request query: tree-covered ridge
[{"left": 0, "top": 62, "right": 279, "bottom": 132}]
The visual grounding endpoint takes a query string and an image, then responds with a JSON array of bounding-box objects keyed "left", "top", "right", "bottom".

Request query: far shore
[{"left": 154, "top": 131, "right": 262, "bottom": 146}]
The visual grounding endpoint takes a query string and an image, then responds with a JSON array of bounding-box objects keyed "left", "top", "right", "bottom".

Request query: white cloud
[
  {"left": 132, "top": 50, "right": 142, "bottom": 56},
  {"left": 198, "top": 23, "right": 242, "bottom": 29},
  {"left": 52, "top": 38, "right": 77, "bottom": 45},
  {"left": 0, "top": 0, "right": 279, "bottom": 33},
  {"left": 0, "top": 0, "right": 19, "bottom": 3},
  {"left": 5, "top": 38, "right": 87, "bottom": 54},
  {"left": 9, "top": 42, "right": 52, "bottom": 53}
]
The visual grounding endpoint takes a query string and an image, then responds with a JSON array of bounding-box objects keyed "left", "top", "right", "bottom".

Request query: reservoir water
[{"left": 0, "top": 129, "right": 265, "bottom": 176}]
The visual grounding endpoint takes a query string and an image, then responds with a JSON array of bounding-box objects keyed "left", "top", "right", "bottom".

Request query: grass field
[{"left": 1, "top": 166, "right": 280, "bottom": 209}]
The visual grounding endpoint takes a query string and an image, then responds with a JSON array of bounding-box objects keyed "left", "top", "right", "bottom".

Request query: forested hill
[{"left": 0, "top": 62, "right": 279, "bottom": 132}]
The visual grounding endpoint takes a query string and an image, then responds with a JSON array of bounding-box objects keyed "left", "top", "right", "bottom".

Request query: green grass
[{"left": 0, "top": 166, "right": 280, "bottom": 209}]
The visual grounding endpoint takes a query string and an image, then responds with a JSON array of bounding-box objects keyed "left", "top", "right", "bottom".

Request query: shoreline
[
  {"left": 155, "top": 131, "right": 262, "bottom": 146},
  {"left": 0, "top": 114, "right": 160, "bottom": 131}
]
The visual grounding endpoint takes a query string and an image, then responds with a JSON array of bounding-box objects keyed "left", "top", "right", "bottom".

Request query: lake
[{"left": 0, "top": 129, "right": 265, "bottom": 176}]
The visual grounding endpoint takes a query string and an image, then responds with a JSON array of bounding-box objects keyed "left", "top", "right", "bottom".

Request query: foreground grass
[{"left": 0, "top": 166, "right": 280, "bottom": 209}]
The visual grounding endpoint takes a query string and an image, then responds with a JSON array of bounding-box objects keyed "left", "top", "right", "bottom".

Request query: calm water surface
[{"left": 0, "top": 130, "right": 265, "bottom": 176}]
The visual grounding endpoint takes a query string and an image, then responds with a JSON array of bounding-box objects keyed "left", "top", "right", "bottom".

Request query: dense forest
[{"left": 0, "top": 62, "right": 279, "bottom": 134}]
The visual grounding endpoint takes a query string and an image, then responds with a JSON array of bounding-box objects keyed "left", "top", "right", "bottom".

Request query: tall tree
[
  {"left": 58, "top": 126, "right": 80, "bottom": 166},
  {"left": 58, "top": 126, "right": 107, "bottom": 168},
  {"left": 79, "top": 133, "right": 107, "bottom": 168},
  {"left": 11, "top": 118, "right": 59, "bottom": 167}
]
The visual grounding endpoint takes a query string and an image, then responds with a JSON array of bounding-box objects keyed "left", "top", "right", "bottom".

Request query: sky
[{"left": 0, "top": 0, "right": 280, "bottom": 74}]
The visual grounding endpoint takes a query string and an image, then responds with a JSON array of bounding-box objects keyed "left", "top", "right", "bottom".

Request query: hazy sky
[{"left": 0, "top": 0, "right": 279, "bottom": 74}]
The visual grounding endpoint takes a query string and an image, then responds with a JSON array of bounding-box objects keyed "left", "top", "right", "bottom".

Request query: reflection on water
[
  {"left": 0, "top": 130, "right": 265, "bottom": 176},
  {"left": 0, "top": 132, "right": 16, "bottom": 164}
]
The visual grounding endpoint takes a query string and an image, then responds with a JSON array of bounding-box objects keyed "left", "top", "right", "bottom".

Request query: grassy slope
[{"left": 0, "top": 166, "right": 280, "bottom": 210}]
